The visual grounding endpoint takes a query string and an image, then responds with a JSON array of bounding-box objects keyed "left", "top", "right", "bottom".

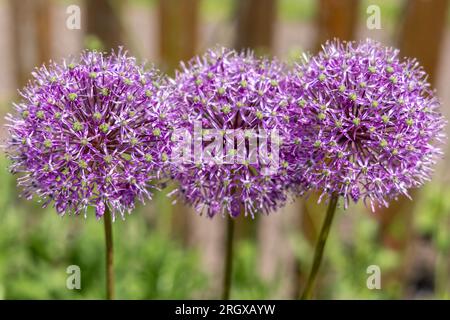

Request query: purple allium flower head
[
  {"left": 288, "top": 39, "right": 446, "bottom": 210},
  {"left": 168, "top": 48, "right": 295, "bottom": 218},
  {"left": 5, "top": 49, "right": 173, "bottom": 220}
]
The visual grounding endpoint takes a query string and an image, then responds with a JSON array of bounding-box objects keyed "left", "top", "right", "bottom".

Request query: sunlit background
[{"left": 0, "top": 0, "right": 449, "bottom": 299}]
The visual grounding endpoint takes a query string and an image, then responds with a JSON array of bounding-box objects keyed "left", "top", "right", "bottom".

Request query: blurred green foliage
[
  {"left": 0, "top": 154, "right": 208, "bottom": 299},
  {"left": 291, "top": 207, "right": 401, "bottom": 299},
  {"left": 1, "top": 147, "right": 450, "bottom": 299},
  {"left": 327, "top": 209, "right": 400, "bottom": 299},
  {"left": 84, "top": 35, "right": 105, "bottom": 51},
  {"left": 415, "top": 183, "right": 450, "bottom": 299}
]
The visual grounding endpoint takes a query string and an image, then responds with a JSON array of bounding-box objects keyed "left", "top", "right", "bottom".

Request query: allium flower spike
[
  {"left": 169, "top": 48, "right": 296, "bottom": 218},
  {"left": 288, "top": 39, "right": 446, "bottom": 210},
  {"left": 5, "top": 49, "right": 174, "bottom": 220}
]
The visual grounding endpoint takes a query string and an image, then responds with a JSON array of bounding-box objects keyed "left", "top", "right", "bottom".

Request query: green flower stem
[
  {"left": 301, "top": 194, "right": 339, "bottom": 299},
  {"left": 104, "top": 206, "right": 115, "bottom": 300},
  {"left": 222, "top": 216, "right": 235, "bottom": 300}
]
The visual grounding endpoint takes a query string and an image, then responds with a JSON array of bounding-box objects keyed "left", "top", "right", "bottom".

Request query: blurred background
[{"left": 0, "top": 0, "right": 450, "bottom": 299}]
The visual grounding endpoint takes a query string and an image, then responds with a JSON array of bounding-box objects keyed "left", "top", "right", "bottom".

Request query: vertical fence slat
[
  {"left": 398, "top": 0, "right": 448, "bottom": 85},
  {"left": 35, "top": 0, "right": 52, "bottom": 65},
  {"left": 10, "top": 0, "right": 53, "bottom": 88},
  {"left": 234, "top": 0, "right": 276, "bottom": 54},
  {"left": 232, "top": 0, "right": 302, "bottom": 299},
  {"left": 157, "top": 0, "right": 201, "bottom": 269},
  {"left": 315, "top": 0, "right": 359, "bottom": 51},
  {"left": 158, "top": 0, "right": 199, "bottom": 73}
]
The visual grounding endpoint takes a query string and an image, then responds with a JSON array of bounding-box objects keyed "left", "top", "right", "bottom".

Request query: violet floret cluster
[
  {"left": 287, "top": 39, "right": 446, "bottom": 209},
  {"left": 168, "top": 48, "right": 295, "bottom": 217},
  {"left": 6, "top": 49, "right": 174, "bottom": 219}
]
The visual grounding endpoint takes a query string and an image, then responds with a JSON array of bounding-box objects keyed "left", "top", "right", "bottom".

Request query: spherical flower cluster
[
  {"left": 169, "top": 48, "right": 295, "bottom": 218},
  {"left": 288, "top": 39, "right": 446, "bottom": 210},
  {"left": 6, "top": 49, "right": 173, "bottom": 219}
]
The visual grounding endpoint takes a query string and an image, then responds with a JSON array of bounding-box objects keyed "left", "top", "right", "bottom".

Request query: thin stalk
[
  {"left": 301, "top": 194, "right": 339, "bottom": 299},
  {"left": 222, "top": 216, "right": 235, "bottom": 300},
  {"left": 104, "top": 206, "right": 115, "bottom": 300}
]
